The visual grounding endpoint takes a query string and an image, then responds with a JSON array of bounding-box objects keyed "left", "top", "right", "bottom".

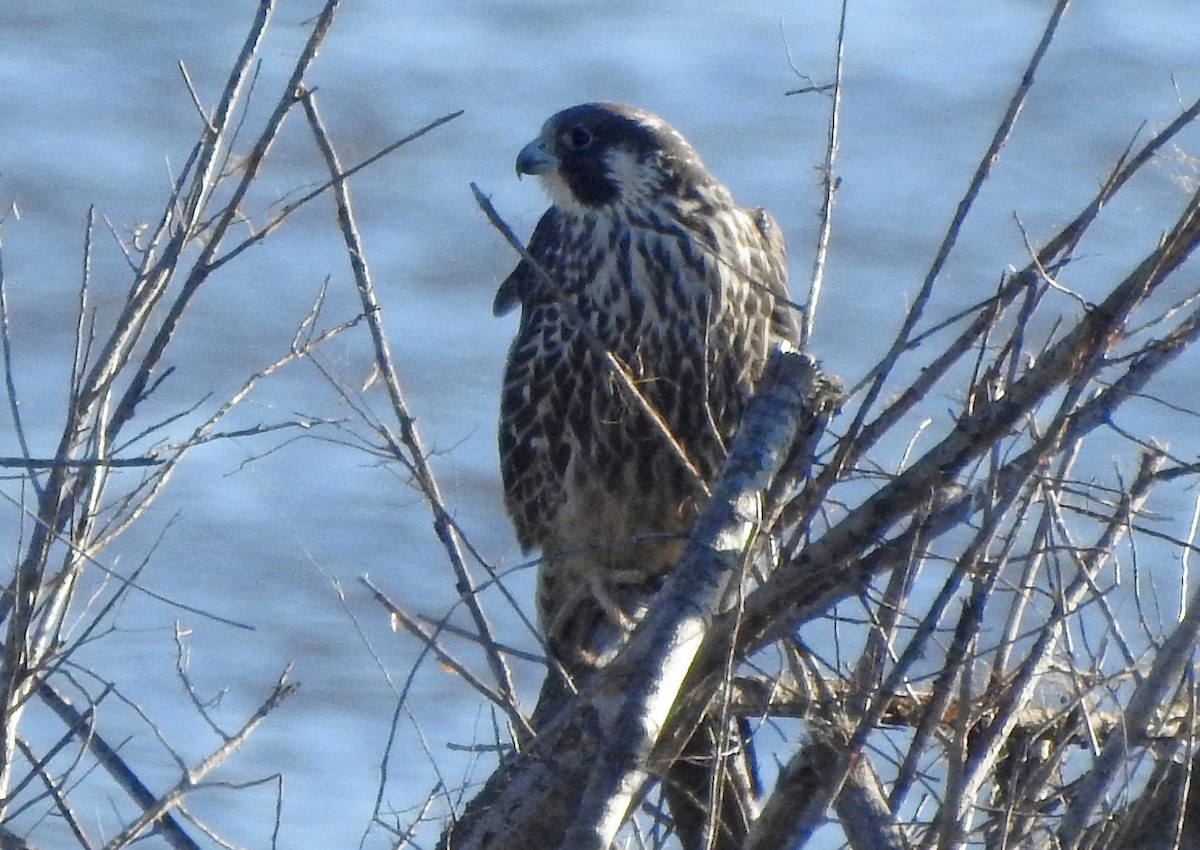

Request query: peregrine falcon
[
  {"left": 494, "top": 102, "right": 796, "bottom": 849},
  {"left": 496, "top": 102, "right": 798, "bottom": 659}
]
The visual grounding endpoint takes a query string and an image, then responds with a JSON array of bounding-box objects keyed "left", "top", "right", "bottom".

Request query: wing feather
[
  {"left": 493, "top": 208, "right": 568, "bottom": 317},
  {"left": 750, "top": 206, "right": 801, "bottom": 344},
  {"left": 495, "top": 210, "right": 579, "bottom": 550}
]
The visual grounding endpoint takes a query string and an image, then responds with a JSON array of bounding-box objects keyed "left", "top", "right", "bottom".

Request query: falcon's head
[{"left": 516, "top": 102, "right": 722, "bottom": 214}]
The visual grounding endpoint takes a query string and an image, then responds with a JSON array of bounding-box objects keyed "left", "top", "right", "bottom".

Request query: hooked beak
[{"left": 516, "top": 139, "right": 556, "bottom": 178}]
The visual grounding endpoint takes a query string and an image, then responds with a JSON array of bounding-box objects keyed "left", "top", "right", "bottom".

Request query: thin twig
[
  {"left": 361, "top": 577, "right": 525, "bottom": 729},
  {"left": 827, "top": 0, "right": 1073, "bottom": 485},
  {"left": 100, "top": 671, "right": 296, "bottom": 850},
  {"left": 299, "top": 90, "right": 522, "bottom": 724},
  {"left": 802, "top": 0, "right": 847, "bottom": 349}
]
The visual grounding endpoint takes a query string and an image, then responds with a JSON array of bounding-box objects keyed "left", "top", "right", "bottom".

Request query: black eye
[{"left": 561, "top": 126, "right": 594, "bottom": 151}]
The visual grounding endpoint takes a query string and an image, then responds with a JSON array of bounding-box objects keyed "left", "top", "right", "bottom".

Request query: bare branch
[{"left": 802, "top": 0, "right": 847, "bottom": 349}]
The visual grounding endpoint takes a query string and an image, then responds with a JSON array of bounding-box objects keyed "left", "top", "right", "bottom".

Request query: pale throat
[{"left": 538, "top": 171, "right": 588, "bottom": 214}]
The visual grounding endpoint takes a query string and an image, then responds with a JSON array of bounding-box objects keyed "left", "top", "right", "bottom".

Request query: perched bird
[{"left": 494, "top": 102, "right": 798, "bottom": 848}]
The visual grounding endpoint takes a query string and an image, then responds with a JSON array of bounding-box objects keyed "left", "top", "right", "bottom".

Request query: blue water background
[{"left": 0, "top": 1, "right": 1197, "bottom": 846}]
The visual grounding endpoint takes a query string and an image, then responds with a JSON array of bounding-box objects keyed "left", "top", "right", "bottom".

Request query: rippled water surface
[{"left": 0, "top": 1, "right": 1196, "bottom": 846}]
